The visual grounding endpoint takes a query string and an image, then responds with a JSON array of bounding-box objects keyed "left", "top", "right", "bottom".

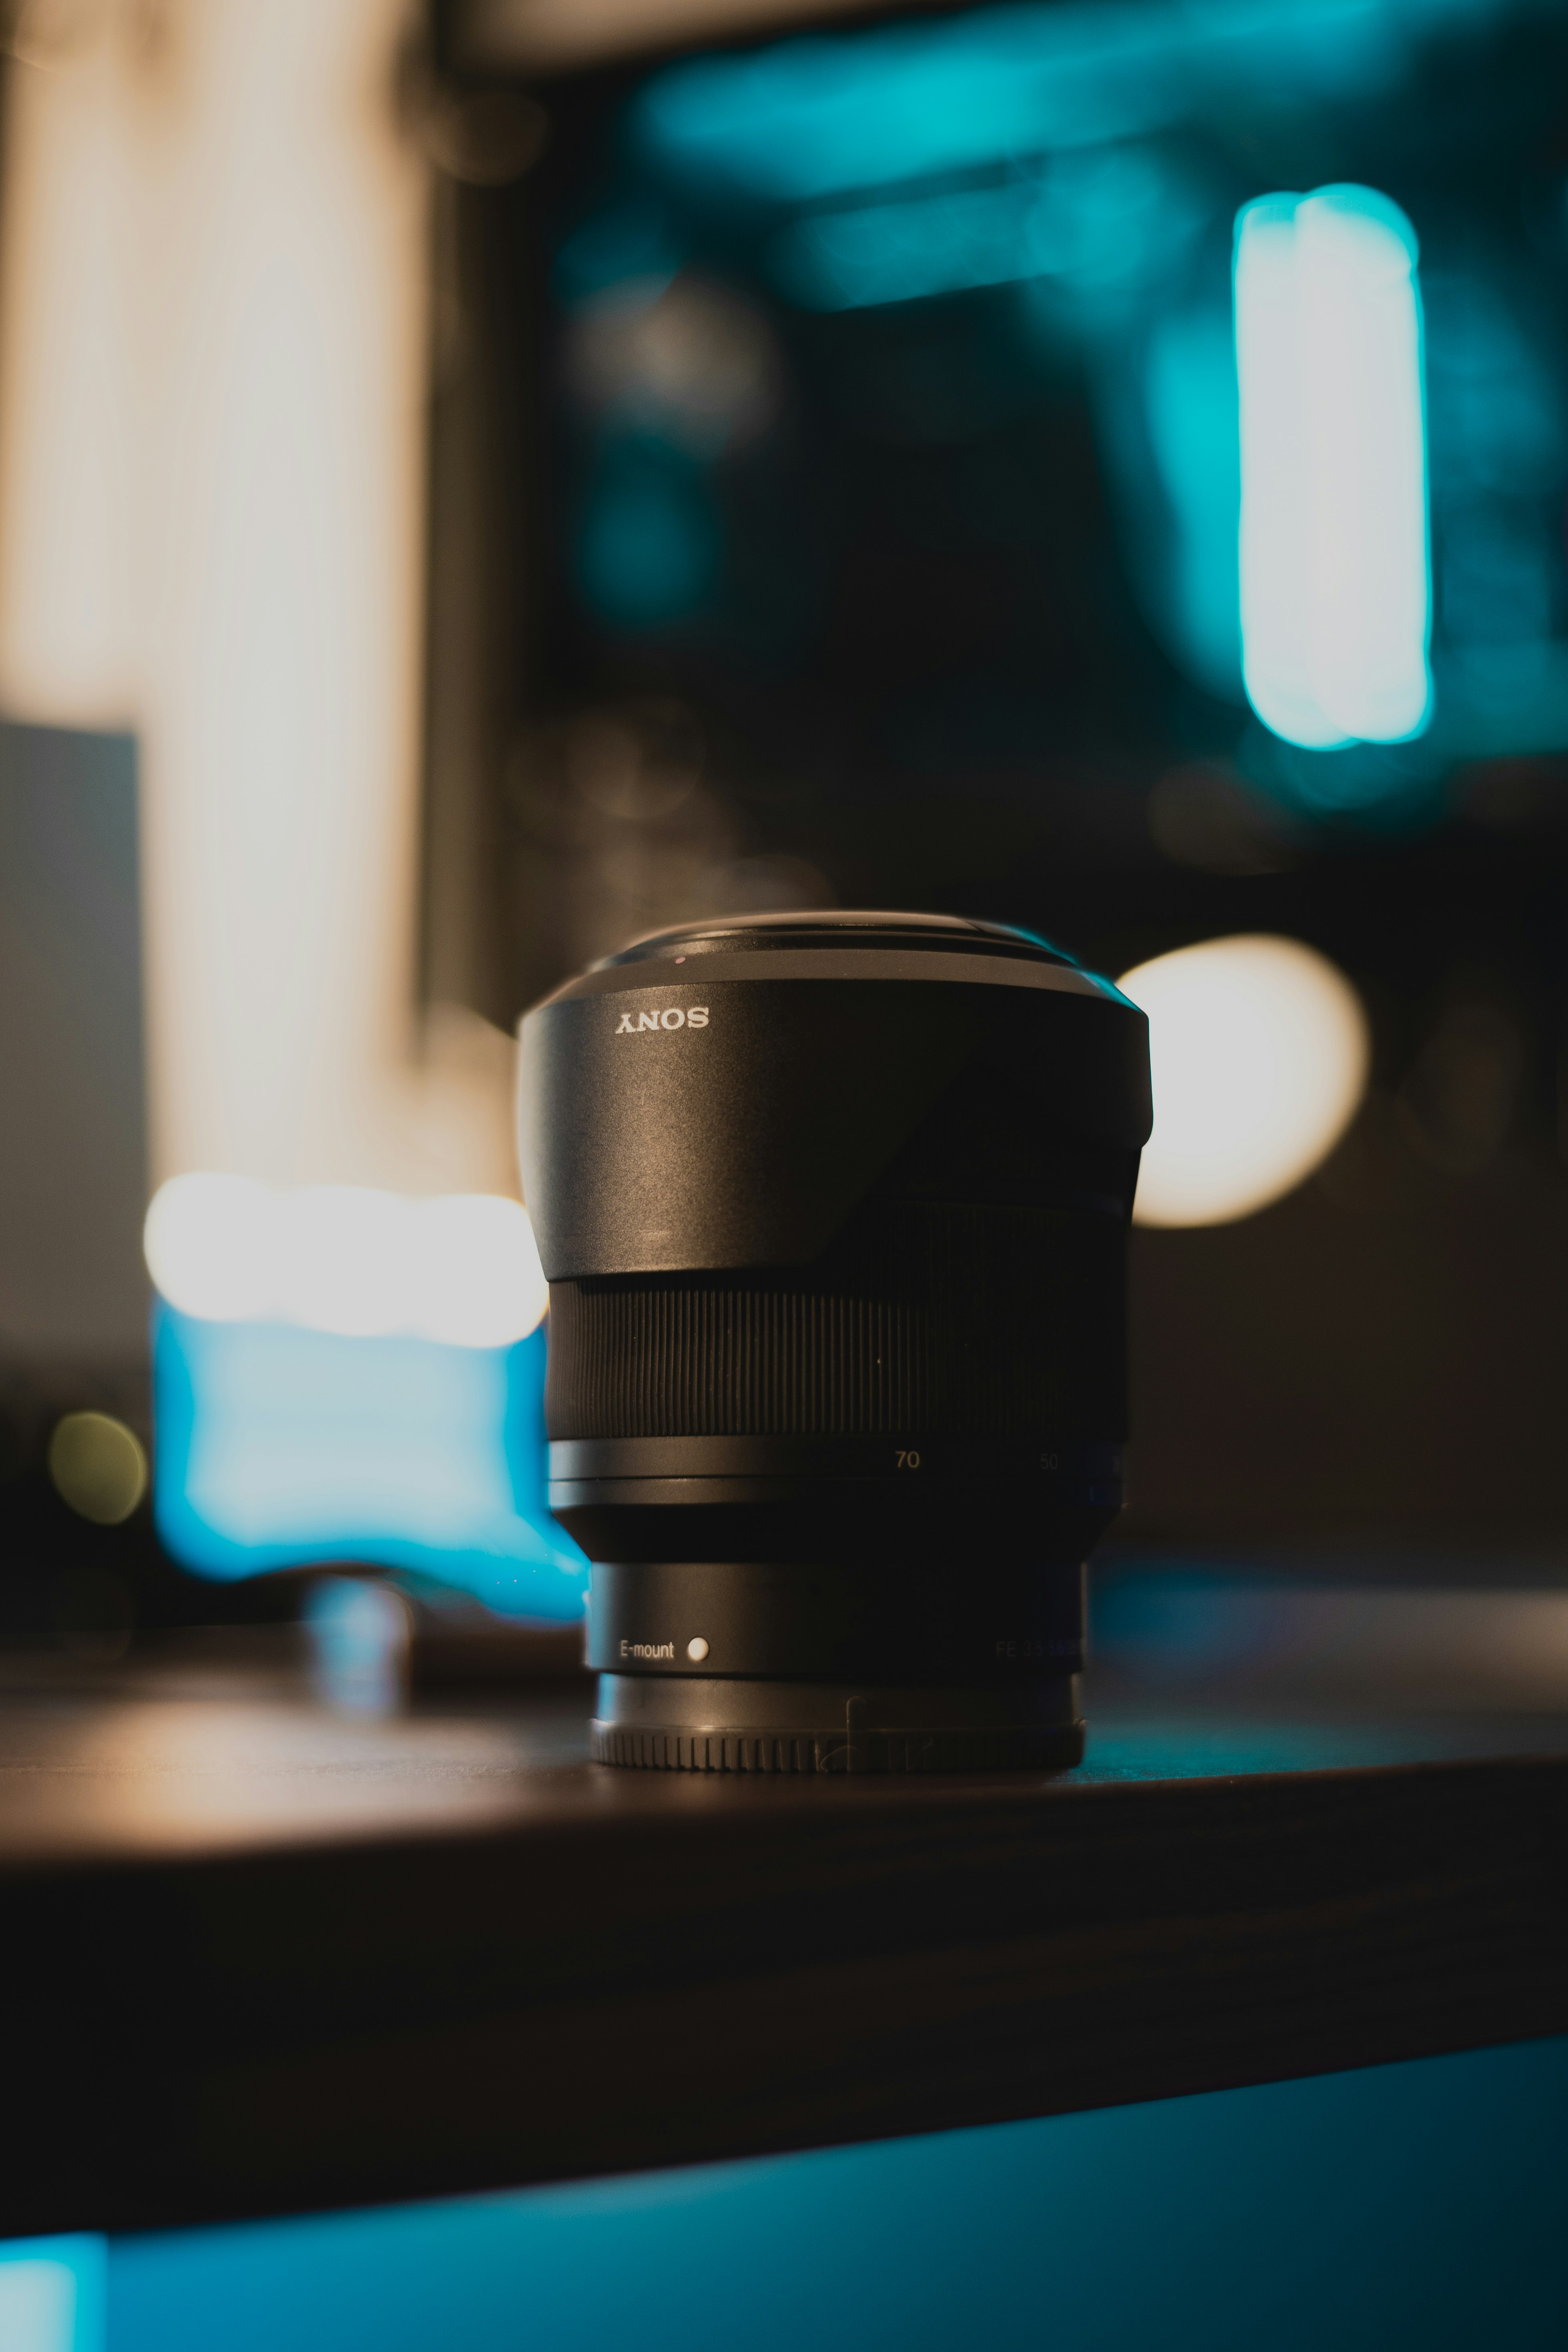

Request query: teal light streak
[{"left": 637, "top": 0, "right": 1506, "bottom": 205}]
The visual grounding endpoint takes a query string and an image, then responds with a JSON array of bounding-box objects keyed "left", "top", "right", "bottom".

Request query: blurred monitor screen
[
  {"left": 151, "top": 1311, "right": 586, "bottom": 1619},
  {"left": 434, "top": 0, "right": 1568, "bottom": 1004}
]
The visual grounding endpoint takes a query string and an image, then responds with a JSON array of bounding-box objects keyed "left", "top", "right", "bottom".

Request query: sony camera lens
[{"left": 517, "top": 910, "right": 1151, "bottom": 1772}]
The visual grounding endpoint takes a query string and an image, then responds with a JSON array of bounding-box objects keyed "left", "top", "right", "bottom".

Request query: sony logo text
[{"left": 614, "top": 1007, "right": 709, "bottom": 1034}]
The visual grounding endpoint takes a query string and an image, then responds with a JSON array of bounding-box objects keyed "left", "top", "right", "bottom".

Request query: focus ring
[{"left": 546, "top": 1199, "right": 1124, "bottom": 1440}]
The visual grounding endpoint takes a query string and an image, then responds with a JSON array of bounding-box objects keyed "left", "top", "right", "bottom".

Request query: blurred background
[{"left": 5, "top": 0, "right": 1568, "bottom": 1667}]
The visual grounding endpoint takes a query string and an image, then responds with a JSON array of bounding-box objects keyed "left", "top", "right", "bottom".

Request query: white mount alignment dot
[{"left": 686, "top": 1636, "right": 709, "bottom": 1662}]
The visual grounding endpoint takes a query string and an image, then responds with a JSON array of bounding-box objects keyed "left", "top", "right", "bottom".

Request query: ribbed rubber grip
[
  {"left": 588, "top": 1722, "right": 1087, "bottom": 1773},
  {"left": 545, "top": 1200, "right": 1124, "bottom": 1441}
]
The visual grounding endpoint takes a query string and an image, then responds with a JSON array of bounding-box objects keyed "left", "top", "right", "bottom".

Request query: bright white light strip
[
  {"left": 144, "top": 1177, "right": 549, "bottom": 1350},
  {"left": 1235, "top": 185, "right": 1430, "bottom": 750},
  {"left": 0, "top": 4, "right": 492, "bottom": 1201},
  {"left": 1118, "top": 935, "right": 1369, "bottom": 1228},
  {"left": 0, "top": 16, "right": 139, "bottom": 724}
]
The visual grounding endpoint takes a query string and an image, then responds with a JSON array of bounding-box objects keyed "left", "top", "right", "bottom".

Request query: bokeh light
[
  {"left": 143, "top": 1178, "right": 549, "bottom": 1348},
  {"left": 143, "top": 1174, "right": 280, "bottom": 1324},
  {"left": 1235, "top": 185, "right": 1430, "bottom": 752},
  {"left": 47, "top": 1410, "right": 149, "bottom": 1526},
  {"left": 1119, "top": 935, "right": 1369, "bottom": 1228},
  {"left": 273, "top": 1186, "right": 416, "bottom": 1339},
  {"left": 304, "top": 1575, "right": 413, "bottom": 1717},
  {"left": 408, "top": 1195, "right": 552, "bottom": 1350}
]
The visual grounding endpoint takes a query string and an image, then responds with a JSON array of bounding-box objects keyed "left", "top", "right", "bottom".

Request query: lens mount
[{"left": 590, "top": 1673, "right": 1084, "bottom": 1775}]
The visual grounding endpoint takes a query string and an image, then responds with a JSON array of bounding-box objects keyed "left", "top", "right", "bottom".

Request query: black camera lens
[{"left": 518, "top": 910, "right": 1151, "bottom": 1772}]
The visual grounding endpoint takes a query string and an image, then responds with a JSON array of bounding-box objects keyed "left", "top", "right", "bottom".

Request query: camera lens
[{"left": 518, "top": 910, "right": 1151, "bottom": 1772}]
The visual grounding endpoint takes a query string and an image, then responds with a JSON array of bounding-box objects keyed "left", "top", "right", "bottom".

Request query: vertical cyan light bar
[{"left": 1235, "top": 185, "right": 1430, "bottom": 750}]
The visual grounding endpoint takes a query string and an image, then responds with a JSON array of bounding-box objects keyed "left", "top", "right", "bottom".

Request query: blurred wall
[
  {"left": 0, "top": 722, "right": 147, "bottom": 1362},
  {"left": 0, "top": 0, "right": 515, "bottom": 1204},
  {"left": 1126, "top": 1124, "right": 1568, "bottom": 1549}
]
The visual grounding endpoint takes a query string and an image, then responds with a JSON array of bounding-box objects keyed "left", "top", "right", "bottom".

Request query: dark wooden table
[{"left": 2, "top": 1607, "right": 1565, "bottom": 2239}]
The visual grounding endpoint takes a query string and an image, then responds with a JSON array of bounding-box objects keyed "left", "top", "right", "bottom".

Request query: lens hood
[{"left": 518, "top": 910, "right": 1151, "bottom": 1772}]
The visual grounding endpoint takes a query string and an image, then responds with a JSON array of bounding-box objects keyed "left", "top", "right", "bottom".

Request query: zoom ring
[{"left": 546, "top": 1199, "right": 1125, "bottom": 1442}]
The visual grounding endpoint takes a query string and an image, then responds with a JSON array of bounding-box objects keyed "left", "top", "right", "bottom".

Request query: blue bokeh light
[
  {"left": 636, "top": 0, "right": 1508, "bottom": 205},
  {"left": 152, "top": 1306, "right": 586, "bottom": 1621},
  {"left": 773, "top": 146, "right": 1204, "bottom": 315},
  {"left": 575, "top": 435, "right": 721, "bottom": 627},
  {"left": 1140, "top": 307, "right": 1244, "bottom": 701},
  {"left": 0, "top": 2236, "right": 105, "bottom": 2352}
]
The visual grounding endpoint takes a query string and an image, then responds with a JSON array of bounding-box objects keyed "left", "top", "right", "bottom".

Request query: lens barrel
[{"left": 518, "top": 911, "right": 1151, "bottom": 1772}]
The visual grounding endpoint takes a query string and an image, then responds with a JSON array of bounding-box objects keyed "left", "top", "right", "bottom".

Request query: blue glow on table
[
  {"left": 97, "top": 2035, "right": 1568, "bottom": 2352},
  {"left": 152, "top": 1305, "right": 585, "bottom": 1620}
]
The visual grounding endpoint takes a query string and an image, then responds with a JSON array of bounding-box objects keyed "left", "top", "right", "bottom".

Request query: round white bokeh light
[
  {"left": 408, "top": 1194, "right": 550, "bottom": 1350},
  {"left": 1118, "top": 934, "right": 1369, "bottom": 1228},
  {"left": 143, "top": 1172, "right": 282, "bottom": 1322},
  {"left": 275, "top": 1185, "right": 415, "bottom": 1337}
]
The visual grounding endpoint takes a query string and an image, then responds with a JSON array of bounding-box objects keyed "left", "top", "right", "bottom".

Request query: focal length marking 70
[{"left": 614, "top": 1007, "right": 710, "bottom": 1034}]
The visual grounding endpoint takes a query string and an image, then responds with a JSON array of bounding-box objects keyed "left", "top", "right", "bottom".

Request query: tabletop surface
[
  {"left": 3, "top": 1636, "right": 1567, "bottom": 1864},
  {"left": 1, "top": 1589, "right": 1565, "bottom": 2239}
]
